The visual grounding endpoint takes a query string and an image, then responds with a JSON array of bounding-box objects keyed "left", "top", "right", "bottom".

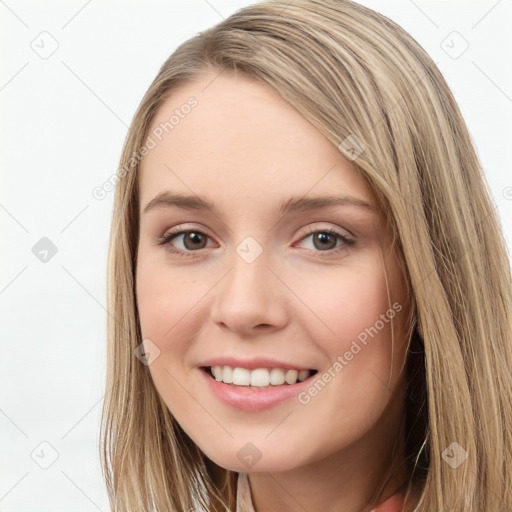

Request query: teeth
[
  {"left": 250, "top": 368, "right": 269, "bottom": 387},
  {"left": 210, "top": 366, "right": 314, "bottom": 387},
  {"left": 285, "top": 369, "right": 298, "bottom": 384},
  {"left": 223, "top": 365, "right": 233, "bottom": 384},
  {"left": 298, "top": 369, "right": 310, "bottom": 382},
  {"left": 270, "top": 368, "right": 285, "bottom": 385},
  {"left": 232, "top": 367, "right": 250, "bottom": 385}
]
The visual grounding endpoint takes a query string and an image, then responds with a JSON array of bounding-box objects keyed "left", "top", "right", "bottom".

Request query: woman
[{"left": 100, "top": 1, "right": 512, "bottom": 510}]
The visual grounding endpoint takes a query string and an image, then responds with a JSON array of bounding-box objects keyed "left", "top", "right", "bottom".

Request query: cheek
[
  {"left": 289, "top": 258, "right": 408, "bottom": 403},
  {"left": 290, "top": 259, "right": 394, "bottom": 347},
  {"left": 136, "top": 253, "right": 205, "bottom": 349},
  {"left": 135, "top": 256, "right": 208, "bottom": 421}
]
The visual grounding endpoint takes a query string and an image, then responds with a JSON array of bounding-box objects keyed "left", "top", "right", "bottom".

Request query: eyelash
[{"left": 155, "top": 225, "right": 355, "bottom": 259}]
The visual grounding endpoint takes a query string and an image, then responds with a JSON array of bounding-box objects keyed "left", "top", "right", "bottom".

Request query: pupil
[
  {"left": 314, "top": 233, "right": 335, "bottom": 250},
  {"left": 185, "top": 232, "right": 206, "bottom": 250}
]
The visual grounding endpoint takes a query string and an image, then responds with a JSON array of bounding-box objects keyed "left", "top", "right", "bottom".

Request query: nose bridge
[
  {"left": 225, "top": 235, "right": 273, "bottom": 308},
  {"left": 211, "top": 234, "right": 287, "bottom": 333}
]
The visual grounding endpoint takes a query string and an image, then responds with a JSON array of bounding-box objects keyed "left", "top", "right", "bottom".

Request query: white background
[{"left": 1, "top": 1, "right": 511, "bottom": 510}]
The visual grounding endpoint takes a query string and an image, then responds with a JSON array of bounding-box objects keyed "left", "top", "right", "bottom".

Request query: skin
[{"left": 136, "top": 68, "right": 415, "bottom": 512}]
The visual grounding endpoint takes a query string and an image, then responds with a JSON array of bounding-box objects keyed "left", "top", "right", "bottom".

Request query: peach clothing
[
  {"left": 235, "top": 473, "right": 255, "bottom": 512},
  {"left": 235, "top": 472, "right": 405, "bottom": 512}
]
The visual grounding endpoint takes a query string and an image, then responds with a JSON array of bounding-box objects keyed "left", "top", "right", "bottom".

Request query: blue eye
[{"left": 156, "top": 226, "right": 355, "bottom": 258}]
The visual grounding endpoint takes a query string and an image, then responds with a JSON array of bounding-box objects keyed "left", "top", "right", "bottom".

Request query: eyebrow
[{"left": 143, "top": 191, "right": 374, "bottom": 215}]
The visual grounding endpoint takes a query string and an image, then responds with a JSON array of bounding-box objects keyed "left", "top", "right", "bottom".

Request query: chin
[{"left": 197, "top": 439, "right": 315, "bottom": 474}]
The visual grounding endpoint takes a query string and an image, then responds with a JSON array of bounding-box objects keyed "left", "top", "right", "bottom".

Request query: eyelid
[{"left": 299, "top": 223, "right": 354, "bottom": 239}]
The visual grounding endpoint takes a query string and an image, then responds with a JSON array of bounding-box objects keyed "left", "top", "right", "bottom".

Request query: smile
[
  {"left": 199, "top": 365, "right": 320, "bottom": 411},
  {"left": 204, "top": 365, "right": 318, "bottom": 388}
]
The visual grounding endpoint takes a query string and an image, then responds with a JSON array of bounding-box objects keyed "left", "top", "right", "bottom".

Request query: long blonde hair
[{"left": 100, "top": 1, "right": 512, "bottom": 510}]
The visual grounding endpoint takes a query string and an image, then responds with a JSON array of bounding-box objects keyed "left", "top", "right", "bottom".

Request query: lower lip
[{"left": 199, "top": 367, "right": 317, "bottom": 412}]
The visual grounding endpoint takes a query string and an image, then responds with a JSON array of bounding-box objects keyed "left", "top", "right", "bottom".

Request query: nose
[{"left": 210, "top": 248, "right": 289, "bottom": 336}]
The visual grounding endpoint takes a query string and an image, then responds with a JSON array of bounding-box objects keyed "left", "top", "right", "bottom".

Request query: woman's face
[{"left": 136, "top": 69, "right": 411, "bottom": 473}]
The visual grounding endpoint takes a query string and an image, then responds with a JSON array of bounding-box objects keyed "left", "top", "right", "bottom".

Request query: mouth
[{"left": 200, "top": 365, "right": 319, "bottom": 389}]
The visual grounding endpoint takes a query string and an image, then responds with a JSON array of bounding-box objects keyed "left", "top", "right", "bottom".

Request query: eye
[
  {"left": 155, "top": 225, "right": 355, "bottom": 258},
  {"left": 156, "top": 226, "right": 216, "bottom": 257},
  {"left": 295, "top": 227, "right": 355, "bottom": 255}
]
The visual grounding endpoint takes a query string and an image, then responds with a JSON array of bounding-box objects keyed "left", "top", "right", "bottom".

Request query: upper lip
[{"left": 199, "top": 356, "right": 316, "bottom": 371}]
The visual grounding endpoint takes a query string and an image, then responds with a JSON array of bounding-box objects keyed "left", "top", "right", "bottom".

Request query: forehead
[{"left": 139, "top": 70, "right": 375, "bottom": 214}]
